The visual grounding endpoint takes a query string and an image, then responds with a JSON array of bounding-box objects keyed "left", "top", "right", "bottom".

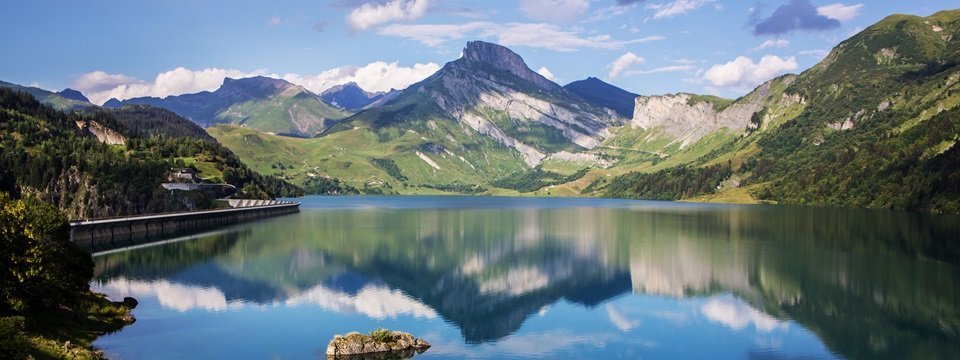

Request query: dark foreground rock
[{"left": 326, "top": 331, "right": 430, "bottom": 359}]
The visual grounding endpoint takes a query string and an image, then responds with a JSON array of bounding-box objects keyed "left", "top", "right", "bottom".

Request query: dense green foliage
[
  {"left": 303, "top": 176, "right": 360, "bottom": 195},
  {"left": 739, "top": 10, "right": 960, "bottom": 213},
  {"left": 371, "top": 158, "right": 408, "bottom": 182},
  {"left": 107, "top": 105, "right": 214, "bottom": 140},
  {"left": 0, "top": 192, "right": 90, "bottom": 313},
  {"left": 0, "top": 191, "right": 134, "bottom": 359},
  {"left": 602, "top": 162, "right": 733, "bottom": 200},
  {"left": 492, "top": 167, "right": 588, "bottom": 193},
  {"left": 421, "top": 182, "right": 487, "bottom": 194},
  {"left": 0, "top": 88, "right": 301, "bottom": 218}
]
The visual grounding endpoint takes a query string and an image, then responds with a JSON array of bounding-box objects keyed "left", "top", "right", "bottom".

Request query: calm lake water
[{"left": 91, "top": 196, "right": 960, "bottom": 359}]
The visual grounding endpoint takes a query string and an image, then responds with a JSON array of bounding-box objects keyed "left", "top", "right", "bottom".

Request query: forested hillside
[{"left": 0, "top": 89, "right": 302, "bottom": 219}]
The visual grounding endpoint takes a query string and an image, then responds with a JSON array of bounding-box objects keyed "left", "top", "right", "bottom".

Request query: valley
[{"left": 4, "top": 10, "right": 960, "bottom": 213}]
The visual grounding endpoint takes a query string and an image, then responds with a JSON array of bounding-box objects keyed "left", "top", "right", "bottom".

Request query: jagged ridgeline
[{"left": 0, "top": 89, "right": 302, "bottom": 219}]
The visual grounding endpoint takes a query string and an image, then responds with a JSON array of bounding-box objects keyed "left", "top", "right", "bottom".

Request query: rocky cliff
[{"left": 630, "top": 75, "right": 803, "bottom": 148}]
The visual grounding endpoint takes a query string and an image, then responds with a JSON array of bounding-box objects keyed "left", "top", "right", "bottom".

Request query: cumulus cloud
[
  {"left": 519, "top": 0, "right": 590, "bottom": 22},
  {"left": 703, "top": 55, "right": 797, "bottom": 88},
  {"left": 817, "top": 3, "right": 863, "bottom": 21},
  {"left": 74, "top": 68, "right": 266, "bottom": 105},
  {"left": 754, "top": 39, "right": 789, "bottom": 51},
  {"left": 647, "top": 0, "right": 713, "bottom": 20},
  {"left": 73, "top": 61, "right": 440, "bottom": 105},
  {"left": 282, "top": 61, "right": 440, "bottom": 93},
  {"left": 537, "top": 66, "right": 557, "bottom": 81},
  {"left": 608, "top": 52, "right": 645, "bottom": 79},
  {"left": 753, "top": 0, "right": 840, "bottom": 35},
  {"left": 380, "top": 21, "right": 664, "bottom": 51},
  {"left": 347, "top": 0, "right": 431, "bottom": 31}
]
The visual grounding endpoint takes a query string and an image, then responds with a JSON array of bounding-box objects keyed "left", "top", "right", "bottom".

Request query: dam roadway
[{"left": 70, "top": 200, "right": 299, "bottom": 251}]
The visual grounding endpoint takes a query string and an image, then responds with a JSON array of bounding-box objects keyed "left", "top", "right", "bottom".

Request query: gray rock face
[
  {"left": 462, "top": 41, "right": 560, "bottom": 92},
  {"left": 326, "top": 331, "right": 430, "bottom": 358},
  {"left": 407, "top": 41, "right": 623, "bottom": 166},
  {"left": 630, "top": 76, "right": 798, "bottom": 148}
]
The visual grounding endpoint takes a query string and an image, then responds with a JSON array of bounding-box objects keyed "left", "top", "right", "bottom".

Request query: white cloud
[
  {"left": 380, "top": 21, "right": 664, "bottom": 51},
  {"left": 74, "top": 61, "right": 440, "bottom": 105},
  {"left": 625, "top": 65, "right": 696, "bottom": 76},
  {"left": 74, "top": 68, "right": 266, "bottom": 105},
  {"left": 754, "top": 39, "right": 789, "bottom": 51},
  {"left": 537, "top": 66, "right": 557, "bottom": 81},
  {"left": 519, "top": 0, "right": 590, "bottom": 22},
  {"left": 608, "top": 52, "right": 645, "bottom": 79},
  {"left": 703, "top": 55, "right": 798, "bottom": 88},
  {"left": 647, "top": 0, "right": 714, "bottom": 20},
  {"left": 347, "top": 0, "right": 431, "bottom": 31},
  {"left": 817, "top": 3, "right": 864, "bottom": 21},
  {"left": 282, "top": 60, "right": 440, "bottom": 93},
  {"left": 701, "top": 295, "right": 788, "bottom": 332}
]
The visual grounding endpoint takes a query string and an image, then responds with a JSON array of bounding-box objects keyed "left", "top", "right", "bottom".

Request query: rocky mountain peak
[{"left": 460, "top": 41, "right": 559, "bottom": 91}]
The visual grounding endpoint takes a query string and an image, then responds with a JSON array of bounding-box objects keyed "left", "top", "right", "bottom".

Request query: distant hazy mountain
[
  {"left": 320, "top": 82, "right": 385, "bottom": 111},
  {"left": 57, "top": 88, "right": 91, "bottom": 103},
  {"left": 0, "top": 81, "right": 94, "bottom": 110},
  {"left": 564, "top": 77, "right": 639, "bottom": 118},
  {"left": 107, "top": 76, "right": 349, "bottom": 136}
]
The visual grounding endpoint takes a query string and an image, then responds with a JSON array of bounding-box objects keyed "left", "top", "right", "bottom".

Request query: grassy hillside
[
  {"left": 216, "top": 87, "right": 349, "bottom": 136},
  {"left": 206, "top": 11, "right": 960, "bottom": 213}
]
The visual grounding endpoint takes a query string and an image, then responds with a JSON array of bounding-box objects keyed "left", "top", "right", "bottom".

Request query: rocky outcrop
[
  {"left": 630, "top": 76, "right": 796, "bottom": 148},
  {"left": 326, "top": 331, "right": 430, "bottom": 359},
  {"left": 76, "top": 120, "right": 125, "bottom": 145}
]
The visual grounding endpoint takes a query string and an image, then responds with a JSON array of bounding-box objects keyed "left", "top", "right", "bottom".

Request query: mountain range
[
  {"left": 104, "top": 76, "right": 349, "bottom": 137},
  {"left": 319, "top": 82, "right": 387, "bottom": 111},
  {"left": 2, "top": 9, "right": 959, "bottom": 213}
]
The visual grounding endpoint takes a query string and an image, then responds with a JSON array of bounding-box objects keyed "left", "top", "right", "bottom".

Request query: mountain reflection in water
[{"left": 93, "top": 196, "right": 960, "bottom": 359}]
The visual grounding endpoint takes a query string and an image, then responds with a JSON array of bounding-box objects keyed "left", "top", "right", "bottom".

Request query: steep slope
[
  {"left": 108, "top": 76, "right": 349, "bottom": 136},
  {"left": 0, "top": 81, "right": 94, "bottom": 110},
  {"left": 334, "top": 41, "right": 624, "bottom": 167},
  {"left": 320, "top": 82, "right": 385, "bottom": 111},
  {"left": 0, "top": 88, "right": 302, "bottom": 218},
  {"left": 564, "top": 77, "right": 639, "bottom": 118},
  {"left": 745, "top": 9, "right": 960, "bottom": 212},
  {"left": 598, "top": 10, "right": 960, "bottom": 213}
]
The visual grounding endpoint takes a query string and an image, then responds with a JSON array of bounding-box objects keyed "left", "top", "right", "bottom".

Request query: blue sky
[{"left": 0, "top": 0, "right": 955, "bottom": 104}]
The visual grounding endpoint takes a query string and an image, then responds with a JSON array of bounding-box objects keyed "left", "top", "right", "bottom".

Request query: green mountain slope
[
  {"left": 110, "top": 76, "right": 350, "bottom": 137},
  {"left": 0, "top": 88, "right": 302, "bottom": 219},
  {"left": 207, "top": 11, "right": 960, "bottom": 212},
  {"left": 0, "top": 81, "right": 94, "bottom": 111},
  {"left": 588, "top": 10, "right": 960, "bottom": 213}
]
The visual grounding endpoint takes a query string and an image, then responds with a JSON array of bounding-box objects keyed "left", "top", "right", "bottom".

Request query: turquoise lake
[{"left": 91, "top": 196, "right": 960, "bottom": 359}]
